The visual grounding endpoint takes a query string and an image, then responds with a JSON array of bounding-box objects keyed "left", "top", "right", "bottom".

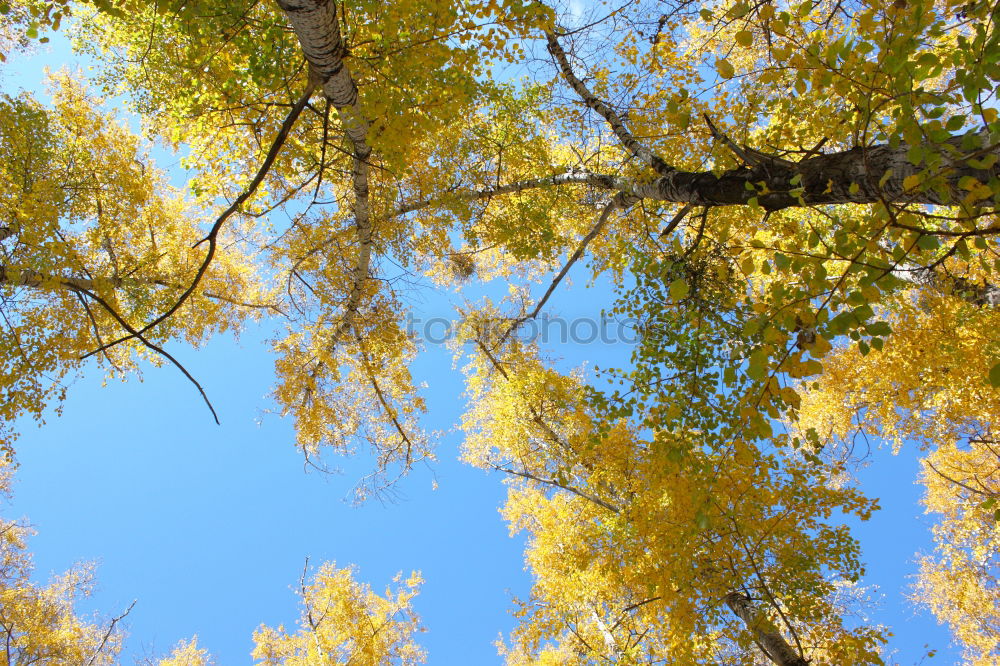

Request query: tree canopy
[{"left": 1, "top": 0, "right": 999, "bottom": 663}]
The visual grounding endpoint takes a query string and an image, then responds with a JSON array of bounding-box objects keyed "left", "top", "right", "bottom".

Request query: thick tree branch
[
  {"left": 632, "top": 132, "right": 1000, "bottom": 209},
  {"left": 396, "top": 136, "right": 1000, "bottom": 221},
  {"left": 392, "top": 170, "right": 631, "bottom": 217}
]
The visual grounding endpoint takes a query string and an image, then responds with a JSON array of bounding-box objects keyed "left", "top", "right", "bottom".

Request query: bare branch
[
  {"left": 492, "top": 464, "right": 621, "bottom": 514},
  {"left": 85, "top": 599, "right": 136, "bottom": 666},
  {"left": 498, "top": 193, "right": 634, "bottom": 347},
  {"left": 546, "top": 32, "right": 674, "bottom": 177}
]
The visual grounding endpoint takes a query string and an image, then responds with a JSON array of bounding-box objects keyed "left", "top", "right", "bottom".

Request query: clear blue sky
[{"left": 3, "top": 29, "right": 962, "bottom": 665}]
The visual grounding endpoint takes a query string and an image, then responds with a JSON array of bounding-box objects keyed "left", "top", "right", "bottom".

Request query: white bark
[
  {"left": 547, "top": 33, "right": 674, "bottom": 176},
  {"left": 892, "top": 263, "right": 1000, "bottom": 306},
  {"left": 276, "top": 0, "right": 372, "bottom": 341},
  {"left": 725, "top": 592, "right": 809, "bottom": 666}
]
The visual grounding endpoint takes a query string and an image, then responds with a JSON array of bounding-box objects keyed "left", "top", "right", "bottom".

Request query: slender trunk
[
  {"left": 0, "top": 265, "right": 280, "bottom": 312},
  {"left": 893, "top": 264, "right": 1000, "bottom": 306},
  {"left": 590, "top": 609, "right": 624, "bottom": 661},
  {"left": 725, "top": 592, "right": 809, "bottom": 666},
  {"left": 0, "top": 265, "right": 105, "bottom": 291},
  {"left": 276, "top": 0, "right": 372, "bottom": 341}
]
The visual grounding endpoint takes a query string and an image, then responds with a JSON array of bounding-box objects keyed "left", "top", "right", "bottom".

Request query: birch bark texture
[{"left": 276, "top": 0, "right": 372, "bottom": 342}]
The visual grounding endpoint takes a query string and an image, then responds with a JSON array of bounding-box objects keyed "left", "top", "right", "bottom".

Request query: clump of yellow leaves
[
  {"left": 252, "top": 563, "right": 424, "bottom": 665},
  {"left": 158, "top": 636, "right": 214, "bottom": 665},
  {"left": 915, "top": 438, "right": 1000, "bottom": 665},
  {"left": 795, "top": 284, "right": 1000, "bottom": 662},
  {"left": 462, "top": 339, "right": 883, "bottom": 664},
  {"left": 0, "top": 73, "right": 268, "bottom": 447}
]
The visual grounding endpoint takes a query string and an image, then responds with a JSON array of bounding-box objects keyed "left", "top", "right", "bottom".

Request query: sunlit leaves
[
  {"left": 252, "top": 563, "right": 425, "bottom": 665},
  {"left": 0, "top": 75, "right": 264, "bottom": 449},
  {"left": 2, "top": 0, "right": 1000, "bottom": 662}
]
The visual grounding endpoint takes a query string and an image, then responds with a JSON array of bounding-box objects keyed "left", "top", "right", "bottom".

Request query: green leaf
[
  {"left": 716, "top": 59, "right": 736, "bottom": 79},
  {"left": 668, "top": 278, "right": 690, "bottom": 300},
  {"left": 852, "top": 304, "right": 875, "bottom": 321},
  {"left": 865, "top": 321, "right": 892, "bottom": 337},
  {"left": 989, "top": 361, "right": 1000, "bottom": 387},
  {"left": 968, "top": 154, "right": 998, "bottom": 169},
  {"left": 747, "top": 348, "right": 769, "bottom": 381},
  {"left": 916, "top": 234, "right": 940, "bottom": 251},
  {"left": 828, "top": 311, "right": 856, "bottom": 334},
  {"left": 946, "top": 114, "right": 966, "bottom": 131}
]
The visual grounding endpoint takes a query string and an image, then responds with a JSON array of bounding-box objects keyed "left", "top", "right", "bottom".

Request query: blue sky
[
  {"left": 9, "top": 315, "right": 539, "bottom": 662},
  {"left": 3, "top": 27, "right": 964, "bottom": 666}
]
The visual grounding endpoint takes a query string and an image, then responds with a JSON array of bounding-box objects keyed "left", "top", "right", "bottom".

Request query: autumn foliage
[{"left": 1, "top": 0, "right": 999, "bottom": 663}]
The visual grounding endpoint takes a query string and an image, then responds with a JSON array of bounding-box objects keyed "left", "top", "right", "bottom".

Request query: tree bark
[
  {"left": 628, "top": 135, "right": 1000, "bottom": 209},
  {"left": 725, "top": 592, "right": 809, "bottom": 666},
  {"left": 885, "top": 259, "right": 1000, "bottom": 306},
  {"left": 547, "top": 20, "right": 998, "bottom": 210},
  {"left": 0, "top": 265, "right": 280, "bottom": 312},
  {"left": 276, "top": 0, "right": 372, "bottom": 341}
]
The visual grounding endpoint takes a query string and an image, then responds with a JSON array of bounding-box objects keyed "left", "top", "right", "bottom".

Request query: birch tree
[{"left": 1, "top": 0, "right": 998, "bottom": 663}]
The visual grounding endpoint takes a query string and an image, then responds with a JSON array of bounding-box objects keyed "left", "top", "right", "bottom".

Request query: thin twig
[
  {"left": 497, "top": 194, "right": 632, "bottom": 348},
  {"left": 85, "top": 599, "right": 136, "bottom": 666}
]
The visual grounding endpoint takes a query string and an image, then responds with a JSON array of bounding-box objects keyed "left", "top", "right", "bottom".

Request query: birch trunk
[
  {"left": 275, "top": 0, "right": 372, "bottom": 341},
  {"left": 725, "top": 592, "right": 809, "bottom": 666}
]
